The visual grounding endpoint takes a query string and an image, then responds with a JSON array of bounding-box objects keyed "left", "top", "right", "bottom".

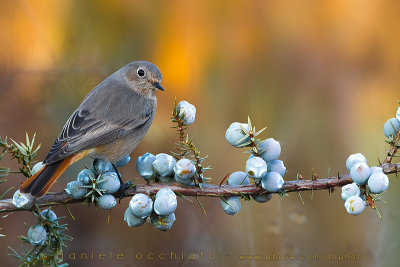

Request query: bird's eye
[{"left": 137, "top": 68, "right": 145, "bottom": 77}]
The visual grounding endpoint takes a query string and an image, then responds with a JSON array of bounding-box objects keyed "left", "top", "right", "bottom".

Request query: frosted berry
[
  {"left": 384, "top": 117, "right": 400, "bottom": 138},
  {"left": 173, "top": 159, "right": 196, "bottom": 180},
  {"left": 246, "top": 156, "right": 268, "bottom": 180},
  {"left": 27, "top": 225, "right": 47, "bottom": 246},
  {"left": 350, "top": 162, "right": 371, "bottom": 185},
  {"left": 40, "top": 209, "right": 57, "bottom": 221},
  {"left": 344, "top": 195, "right": 365, "bottom": 215},
  {"left": 65, "top": 181, "right": 87, "bottom": 199},
  {"left": 267, "top": 160, "right": 286, "bottom": 177},
  {"left": 261, "top": 172, "right": 284, "bottom": 192},
  {"left": 221, "top": 196, "right": 241, "bottom": 215},
  {"left": 370, "top": 166, "right": 384, "bottom": 175},
  {"left": 341, "top": 183, "right": 360, "bottom": 201},
  {"left": 346, "top": 153, "right": 367, "bottom": 172},
  {"left": 151, "top": 213, "right": 176, "bottom": 231},
  {"left": 136, "top": 152, "right": 156, "bottom": 180},
  {"left": 93, "top": 158, "right": 114, "bottom": 174},
  {"left": 259, "top": 138, "right": 281, "bottom": 162},
  {"left": 97, "top": 172, "right": 121, "bottom": 194},
  {"left": 252, "top": 193, "right": 272, "bottom": 203},
  {"left": 97, "top": 194, "right": 117, "bottom": 210},
  {"left": 12, "top": 189, "right": 34, "bottom": 209},
  {"left": 225, "top": 122, "right": 250, "bottom": 147},
  {"left": 368, "top": 172, "right": 389, "bottom": 194},
  {"left": 227, "top": 171, "right": 250, "bottom": 185},
  {"left": 129, "top": 193, "right": 153, "bottom": 218},
  {"left": 152, "top": 153, "right": 176, "bottom": 177},
  {"left": 31, "top": 162, "right": 45, "bottom": 176},
  {"left": 124, "top": 208, "right": 146, "bottom": 227},
  {"left": 154, "top": 189, "right": 177, "bottom": 216},
  {"left": 77, "top": 169, "right": 95, "bottom": 185},
  {"left": 174, "top": 175, "right": 194, "bottom": 185},
  {"left": 396, "top": 106, "right": 400, "bottom": 121},
  {"left": 177, "top": 100, "right": 196, "bottom": 126},
  {"left": 115, "top": 155, "right": 131, "bottom": 167}
]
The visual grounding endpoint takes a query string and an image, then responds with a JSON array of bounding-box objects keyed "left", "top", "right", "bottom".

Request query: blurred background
[{"left": 0, "top": 0, "right": 399, "bottom": 266}]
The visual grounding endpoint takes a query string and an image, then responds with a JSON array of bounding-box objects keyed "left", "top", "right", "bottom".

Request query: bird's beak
[{"left": 152, "top": 82, "right": 164, "bottom": 91}]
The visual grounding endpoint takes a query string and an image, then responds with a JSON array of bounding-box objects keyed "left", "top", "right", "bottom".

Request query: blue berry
[
  {"left": 174, "top": 175, "right": 194, "bottom": 185},
  {"left": 177, "top": 100, "right": 196, "bottom": 126},
  {"left": 129, "top": 193, "right": 153, "bottom": 218},
  {"left": 368, "top": 172, "right": 389, "bottom": 194},
  {"left": 227, "top": 171, "right": 250, "bottom": 185},
  {"left": 77, "top": 169, "right": 95, "bottom": 185},
  {"left": 27, "top": 225, "right": 47, "bottom": 246},
  {"left": 350, "top": 162, "right": 371, "bottom": 185},
  {"left": 124, "top": 208, "right": 146, "bottom": 227},
  {"left": 221, "top": 197, "right": 241, "bottom": 215},
  {"left": 384, "top": 117, "right": 400, "bottom": 138},
  {"left": 31, "top": 162, "right": 45, "bottom": 176},
  {"left": 115, "top": 155, "right": 131, "bottom": 167},
  {"left": 397, "top": 106, "right": 400, "bottom": 121},
  {"left": 261, "top": 172, "right": 284, "bottom": 192},
  {"left": 155, "top": 188, "right": 175, "bottom": 198},
  {"left": 259, "top": 138, "right": 281, "bottom": 162},
  {"left": 151, "top": 213, "right": 176, "bottom": 231},
  {"left": 370, "top": 166, "right": 383, "bottom": 175},
  {"left": 97, "top": 172, "right": 121, "bottom": 194},
  {"left": 40, "top": 209, "right": 57, "bottom": 221},
  {"left": 12, "top": 189, "right": 34, "bottom": 209},
  {"left": 341, "top": 183, "right": 360, "bottom": 201},
  {"left": 246, "top": 156, "right": 268, "bottom": 179},
  {"left": 173, "top": 159, "right": 196, "bottom": 180},
  {"left": 252, "top": 193, "right": 272, "bottom": 203},
  {"left": 65, "top": 181, "right": 87, "bottom": 199},
  {"left": 346, "top": 153, "right": 367, "bottom": 171},
  {"left": 344, "top": 195, "right": 365, "bottom": 215},
  {"left": 267, "top": 160, "right": 286, "bottom": 177},
  {"left": 97, "top": 194, "right": 117, "bottom": 210},
  {"left": 136, "top": 152, "right": 156, "bottom": 180},
  {"left": 154, "top": 189, "right": 177, "bottom": 216},
  {"left": 152, "top": 153, "right": 176, "bottom": 177},
  {"left": 225, "top": 122, "right": 249, "bottom": 147},
  {"left": 93, "top": 158, "right": 114, "bottom": 174}
]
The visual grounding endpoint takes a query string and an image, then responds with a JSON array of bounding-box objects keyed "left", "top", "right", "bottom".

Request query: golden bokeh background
[{"left": 1, "top": 1, "right": 400, "bottom": 266}]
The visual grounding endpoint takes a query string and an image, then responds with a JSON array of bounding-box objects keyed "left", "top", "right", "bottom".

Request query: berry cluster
[
  {"left": 342, "top": 105, "right": 399, "bottom": 216},
  {"left": 124, "top": 100, "right": 200, "bottom": 231},
  {"left": 222, "top": 118, "right": 286, "bottom": 215},
  {"left": 342, "top": 153, "right": 389, "bottom": 215},
  {"left": 124, "top": 188, "right": 177, "bottom": 231},
  {"left": 63, "top": 156, "right": 131, "bottom": 209},
  {"left": 136, "top": 152, "right": 198, "bottom": 185}
]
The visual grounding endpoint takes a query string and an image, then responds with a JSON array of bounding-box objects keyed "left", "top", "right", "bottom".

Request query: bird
[{"left": 20, "top": 61, "right": 164, "bottom": 198}]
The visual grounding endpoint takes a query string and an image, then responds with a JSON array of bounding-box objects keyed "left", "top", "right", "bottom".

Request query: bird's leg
[{"left": 112, "top": 163, "right": 135, "bottom": 203}]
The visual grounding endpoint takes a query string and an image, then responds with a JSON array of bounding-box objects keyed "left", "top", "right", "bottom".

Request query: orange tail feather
[
  {"left": 20, "top": 157, "right": 73, "bottom": 197},
  {"left": 19, "top": 151, "right": 89, "bottom": 197}
]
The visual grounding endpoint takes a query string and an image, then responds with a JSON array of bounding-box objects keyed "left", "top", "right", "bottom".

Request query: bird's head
[{"left": 124, "top": 61, "right": 164, "bottom": 97}]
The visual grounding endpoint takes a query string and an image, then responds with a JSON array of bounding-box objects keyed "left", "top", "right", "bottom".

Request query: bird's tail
[{"left": 20, "top": 157, "right": 73, "bottom": 197}]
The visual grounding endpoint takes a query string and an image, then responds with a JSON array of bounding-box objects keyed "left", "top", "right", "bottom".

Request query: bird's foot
[{"left": 118, "top": 181, "right": 135, "bottom": 203}]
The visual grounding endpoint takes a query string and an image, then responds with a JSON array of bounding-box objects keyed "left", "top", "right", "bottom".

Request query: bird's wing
[{"left": 44, "top": 82, "right": 155, "bottom": 164}]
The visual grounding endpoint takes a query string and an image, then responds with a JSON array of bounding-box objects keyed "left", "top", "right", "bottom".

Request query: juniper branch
[{"left": 1, "top": 162, "right": 398, "bottom": 213}]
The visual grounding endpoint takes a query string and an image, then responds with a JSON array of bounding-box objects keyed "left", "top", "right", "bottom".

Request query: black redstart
[{"left": 20, "top": 61, "right": 164, "bottom": 197}]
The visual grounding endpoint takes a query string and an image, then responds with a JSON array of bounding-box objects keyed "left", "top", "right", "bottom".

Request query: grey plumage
[
  {"left": 21, "top": 60, "right": 163, "bottom": 197},
  {"left": 44, "top": 61, "right": 163, "bottom": 164}
]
